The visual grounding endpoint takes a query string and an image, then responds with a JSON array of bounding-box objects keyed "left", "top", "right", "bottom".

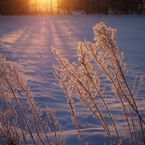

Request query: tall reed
[
  {"left": 52, "top": 22, "right": 145, "bottom": 145},
  {"left": 0, "top": 54, "right": 63, "bottom": 145}
]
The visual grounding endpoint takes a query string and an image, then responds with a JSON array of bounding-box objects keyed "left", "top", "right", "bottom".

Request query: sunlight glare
[{"left": 30, "top": 0, "right": 57, "bottom": 12}]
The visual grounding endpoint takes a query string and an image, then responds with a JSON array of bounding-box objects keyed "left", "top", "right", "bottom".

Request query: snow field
[{"left": 0, "top": 15, "right": 145, "bottom": 145}]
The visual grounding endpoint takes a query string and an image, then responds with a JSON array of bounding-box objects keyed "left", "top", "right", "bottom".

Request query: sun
[{"left": 30, "top": 0, "right": 57, "bottom": 12}]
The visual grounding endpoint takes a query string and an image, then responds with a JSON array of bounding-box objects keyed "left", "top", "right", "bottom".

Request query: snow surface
[{"left": 0, "top": 15, "right": 145, "bottom": 145}]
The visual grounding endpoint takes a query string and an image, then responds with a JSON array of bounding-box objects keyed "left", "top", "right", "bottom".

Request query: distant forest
[{"left": 0, "top": 0, "right": 145, "bottom": 15}]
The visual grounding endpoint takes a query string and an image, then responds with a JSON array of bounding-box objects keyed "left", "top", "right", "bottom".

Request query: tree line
[
  {"left": 0, "top": 0, "right": 29, "bottom": 15},
  {"left": 0, "top": 0, "right": 145, "bottom": 15}
]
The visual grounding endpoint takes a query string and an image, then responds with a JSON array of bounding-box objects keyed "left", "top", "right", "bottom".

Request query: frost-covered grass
[
  {"left": 0, "top": 15, "right": 145, "bottom": 145},
  {"left": 52, "top": 22, "right": 145, "bottom": 145}
]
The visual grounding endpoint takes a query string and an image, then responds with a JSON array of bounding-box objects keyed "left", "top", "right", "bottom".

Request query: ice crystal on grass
[
  {"left": 0, "top": 54, "right": 64, "bottom": 145},
  {"left": 53, "top": 22, "right": 145, "bottom": 145}
]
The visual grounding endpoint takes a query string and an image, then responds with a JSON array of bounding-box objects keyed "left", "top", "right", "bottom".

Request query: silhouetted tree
[
  {"left": 0, "top": 0, "right": 29, "bottom": 15},
  {"left": 0, "top": 0, "right": 144, "bottom": 15},
  {"left": 57, "top": 0, "right": 60, "bottom": 15},
  {"left": 59, "top": 0, "right": 72, "bottom": 14}
]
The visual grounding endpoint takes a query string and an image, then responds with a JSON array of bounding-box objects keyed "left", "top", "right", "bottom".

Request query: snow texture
[{"left": 0, "top": 15, "right": 145, "bottom": 145}]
